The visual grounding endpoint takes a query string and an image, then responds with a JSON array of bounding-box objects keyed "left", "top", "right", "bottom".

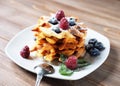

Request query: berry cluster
[
  {"left": 86, "top": 38, "right": 105, "bottom": 57},
  {"left": 20, "top": 45, "right": 30, "bottom": 58},
  {"left": 48, "top": 10, "right": 76, "bottom": 33}
]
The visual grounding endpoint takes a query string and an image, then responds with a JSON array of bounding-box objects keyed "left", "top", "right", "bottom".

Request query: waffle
[{"left": 31, "top": 15, "right": 87, "bottom": 61}]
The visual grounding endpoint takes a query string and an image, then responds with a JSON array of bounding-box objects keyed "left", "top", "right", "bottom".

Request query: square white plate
[{"left": 5, "top": 25, "right": 110, "bottom": 80}]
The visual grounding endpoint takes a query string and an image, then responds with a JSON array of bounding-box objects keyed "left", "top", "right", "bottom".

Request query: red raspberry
[
  {"left": 20, "top": 45, "right": 30, "bottom": 58},
  {"left": 23, "top": 45, "right": 29, "bottom": 51},
  {"left": 59, "top": 17, "right": 69, "bottom": 30},
  {"left": 65, "top": 56, "right": 77, "bottom": 70},
  {"left": 55, "top": 10, "right": 65, "bottom": 21}
]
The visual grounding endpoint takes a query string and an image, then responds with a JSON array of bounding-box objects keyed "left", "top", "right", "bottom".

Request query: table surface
[{"left": 0, "top": 0, "right": 120, "bottom": 86}]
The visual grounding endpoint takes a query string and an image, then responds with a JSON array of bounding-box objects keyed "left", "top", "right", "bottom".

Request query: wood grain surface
[{"left": 0, "top": 0, "right": 120, "bottom": 86}]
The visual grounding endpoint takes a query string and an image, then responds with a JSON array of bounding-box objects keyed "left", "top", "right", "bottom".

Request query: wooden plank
[{"left": 0, "top": 0, "right": 120, "bottom": 86}]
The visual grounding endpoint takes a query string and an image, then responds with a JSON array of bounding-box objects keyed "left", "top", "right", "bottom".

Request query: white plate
[{"left": 5, "top": 25, "right": 110, "bottom": 80}]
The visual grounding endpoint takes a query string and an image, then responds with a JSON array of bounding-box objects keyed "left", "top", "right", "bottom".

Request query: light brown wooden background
[{"left": 0, "top": 0, "right": 120, "bottom": 86}]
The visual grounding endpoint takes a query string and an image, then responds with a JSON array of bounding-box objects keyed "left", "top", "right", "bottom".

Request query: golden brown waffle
[{"left": 31, "top": 16, "right": 87, "bottom": 61}]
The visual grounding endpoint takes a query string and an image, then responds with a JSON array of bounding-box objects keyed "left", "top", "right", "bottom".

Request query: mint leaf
[
  {"left": 77, "top": 59, "right": 90, "bottom": 68},
  {"left": 77, "top": 62, "right": 90, "bottom": 68},
  {"left": 60, "top": 54, "right": 67, "bottom": 63},
  {"left": 59, "top": 64, "right": 73, "bottom": 76},
  {"left": 77, "top": 59, "right": 87, "bottom": 64}
]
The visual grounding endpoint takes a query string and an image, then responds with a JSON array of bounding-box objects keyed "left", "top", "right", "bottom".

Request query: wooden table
[{"left": 0, "top": 0, "right": 120, "bottom": 86}]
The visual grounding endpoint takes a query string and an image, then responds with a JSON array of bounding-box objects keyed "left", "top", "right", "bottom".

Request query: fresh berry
[
  {"left": 22, "top": 45, "right": 29, "bottom": 51},
  {"left": 86, "top": 38, "right": 105, "bottom": 57},
  {"left": 89, "top": 48, "right": 100, "bottom": 57},
  {"left": 59, "top": 17, "right": 69, "bottom": 30},
  {"left": 85, "top": 44, "right": 94, "bottom": 52},
  {"left": 20, "top": 45, "right": 30, "bottom": 58},
  {"left": 68, "top": 18, "right": 76, "bottom": 26},
  {"left": 48, "top": 17, "right": 58, "bottom": 25},
  {"left": 88, "top": 38, "right": 97, "bottom": 45},
  {"left": 65, "top": 56, "right": 77, "bottom": 70},
  {"left": 95, "top": 42, "right": 105, "bottom": 51},
  {"left": 34, "top": 38, "right": 36, "bottom": 41},
  {"left": 55, "top": 10, "right": 65, "bottom": 21},
  {"left": 20, "top": 51, "right": 30, "bottom": 58},
  {"left": 52, "top": 27, "right": 61, "bottom": 33}
]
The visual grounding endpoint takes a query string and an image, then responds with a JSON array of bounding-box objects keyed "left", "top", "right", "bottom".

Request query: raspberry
[
  {"left": 55, "top": 10, "right": 65, "bottom": 21},
  {"left": 59, "top": 17, "right": 69, "bottom": 30},
  {"left": 65, "top": 56, "right": 77, "bottom": 70},
  {"left": 23, "top": 45, "right": 29, "bottom": 51},
  {"left": 20, "top": 45, "right": 30, "bottom": 58}
]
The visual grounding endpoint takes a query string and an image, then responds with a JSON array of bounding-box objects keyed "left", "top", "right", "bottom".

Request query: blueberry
[
  {"left": 34, "top": 38, "right": 36, "bottom": 41},
  {"left": 52, "top": 27, "right": 61, "bottom": 33},
  {"left": 48, "top": 17, "right": 58, "bottom": 25},
  {"left": 89, "top": 48, "right": 100, "bottom": 57},
  {"left": 85, "top": 44, "right": 94, "bottom": 52},
  {"left": 95, "top": 42, "right": 105, "bottom": 51},
  {"left": 68, "top": 18, "right": 76, "bottom": 26},
  {"left": 69, "top": 18, "right": 75, "bottom": 21},
  {"left": 88, "top": 38, "right": 97, "bottom": 45}
]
